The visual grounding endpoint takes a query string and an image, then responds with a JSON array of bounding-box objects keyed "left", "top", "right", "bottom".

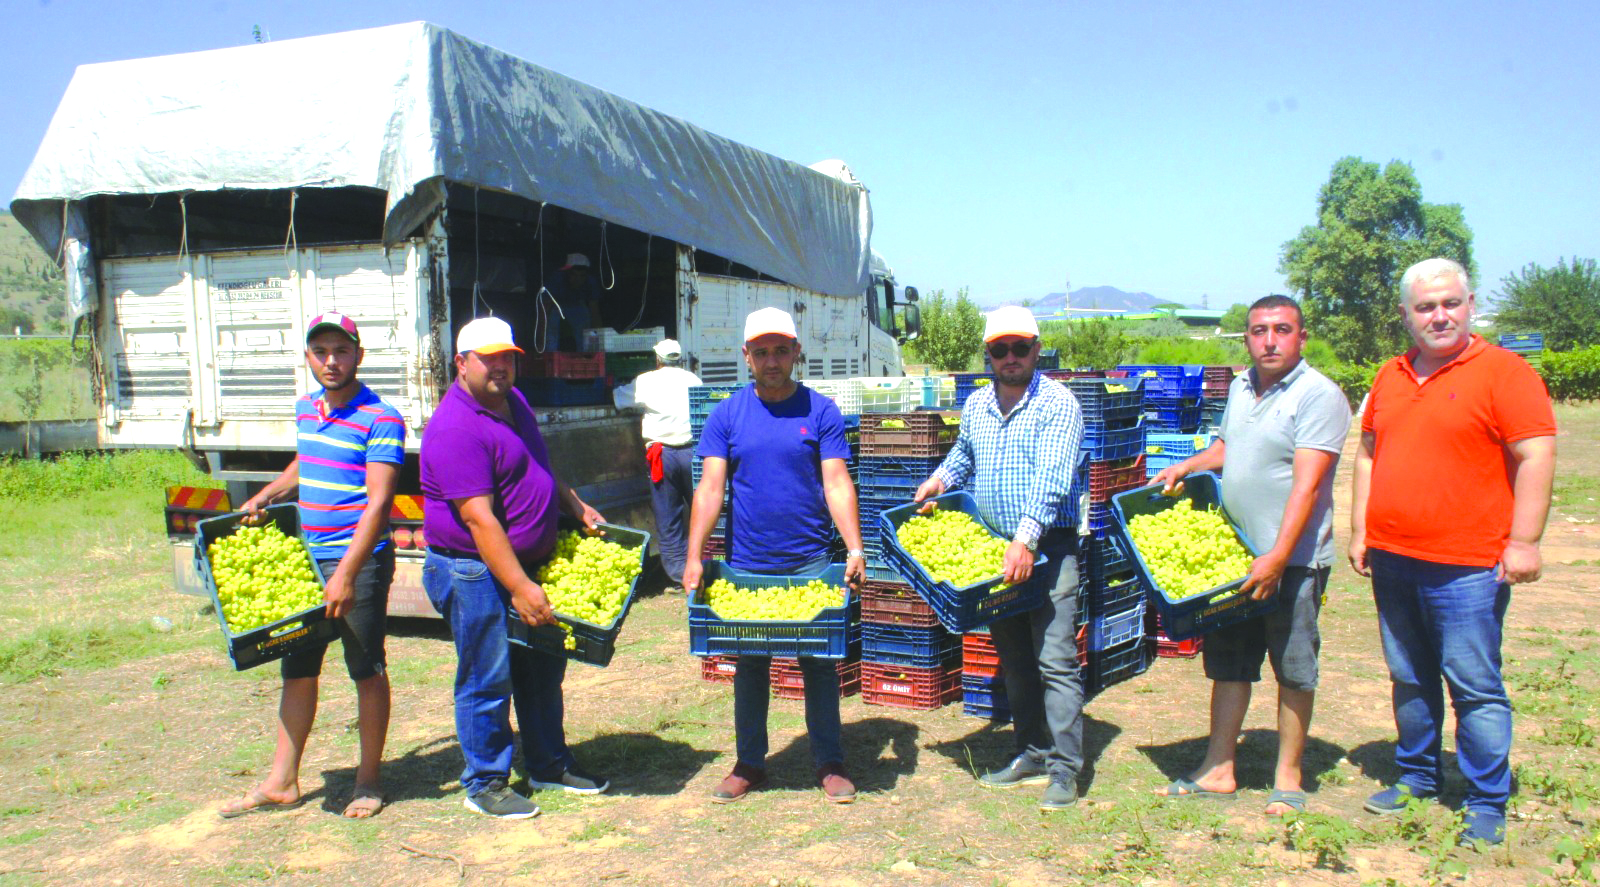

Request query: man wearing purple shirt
[{"left": 420, "top": 316, "right": 607, "bottom": 820}]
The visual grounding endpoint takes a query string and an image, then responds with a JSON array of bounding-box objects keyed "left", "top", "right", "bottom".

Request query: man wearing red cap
[
  {"left": 219, "top": 312, "right": 404, "bottom": 820},
  {"left": 684, "top": 306, "right": 868, "bottom": 804}
]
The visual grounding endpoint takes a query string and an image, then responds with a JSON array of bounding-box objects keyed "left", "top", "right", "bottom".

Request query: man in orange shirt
[{"left": 1350, "top": 258, "right": 1556, "bottom": 848}]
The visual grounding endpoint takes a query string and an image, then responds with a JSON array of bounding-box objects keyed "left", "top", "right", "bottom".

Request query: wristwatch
[
  {"left": 846, "top": 549, "right": 867, "bottom": 560},
  {"left": 1016, "top": 535, "right": 1038, "bottom": 554}
]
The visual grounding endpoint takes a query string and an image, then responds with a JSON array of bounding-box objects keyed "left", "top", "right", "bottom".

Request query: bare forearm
[
  {"left": 464, "top": 513, "right": 533, "bottom": 590},
  {"left": 1350, "top": 448, "right": 1373, "bottom": 539},
  {"left": 251, "top": 459, "right": 301, "bottom": 506},
  {"left": 1177, "top": 440, "right": 1226, "bottom": 477},
  {"left": 824, "top": 479, "right": 863, "bottom": 552},
  {"left": 686, "top": 481, "right": 725, "bottom": 561}
]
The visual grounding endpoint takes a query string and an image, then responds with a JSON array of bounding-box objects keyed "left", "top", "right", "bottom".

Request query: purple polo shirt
[{"left": 420, "top": 383, "right": 560, "bottom": 559}]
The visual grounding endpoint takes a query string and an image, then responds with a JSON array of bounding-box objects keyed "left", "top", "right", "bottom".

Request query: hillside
[
  {"left": 0, "top": 211, "right": 68, "bottom": 334},
  {"left": 992, "top": 285, "right": 1178, "bottom": 316}
]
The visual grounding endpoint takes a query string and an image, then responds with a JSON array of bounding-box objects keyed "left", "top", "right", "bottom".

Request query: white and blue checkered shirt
[{"left": 934, "top": 373, "right": 1084, "bottom": 546}]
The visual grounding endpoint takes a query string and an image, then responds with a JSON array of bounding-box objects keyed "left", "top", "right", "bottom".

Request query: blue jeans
[
  {"left": 732, "top": 555, "right": 843, "bottom": 771},
  {"left": 988, "top": 534, "right": 1084, "bottom": 782},
  {"left": 1370, "top": 549, "right": 1512, "bottom": 814},
  {"left": 423, "top": 551, "right": 573, "bottom": 796},
  {"left": 652, "top": 445, "right": 694, "bottom": 584}
]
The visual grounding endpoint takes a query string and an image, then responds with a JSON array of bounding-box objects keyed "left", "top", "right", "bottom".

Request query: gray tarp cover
[{"left": 10, "top": 21, "right": 873, "bottom": 314}]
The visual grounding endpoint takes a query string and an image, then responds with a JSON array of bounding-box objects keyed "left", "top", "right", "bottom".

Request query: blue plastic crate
[
  {"left": 878, "top": 492, "right": 1051, "bottom": 633},
  {"left": 1085, "top": 534, "right": 1134, "bottom": 583},
  {"left": 857, "top": 455, "right": 945, "bottom": 498},
  {"left": 1499, "top": 332, "right": 1544, "bottom": 351},
  {"left": 952, "top": 372, "right": 994, "bottom": 407},
  {"left": 1108, "top": 472, "right": 1275, "bottom": 642},
  {"left": 687, "top": 562, "right": 858, "bottom": 659},
  {"left": 1116, "top": 365, "right": 1204, "bottom": 399},
  {"left": 517, "top": 377, "right": 611, "bottom": 406},
  {"left": 1067, "top": 377, "right": 1145, "bottom": 423},
  {"left": 1082, "top": 418, "right": 1146, "bottom": 461},
  {"left": 506, "top": 519, "right": 652, "bottom": 667},
  {"left": 1088, "top": 600, "right": 1147, "bottom": 652},
  {"left": 961, "top": 674, "right": 1012, "bottom": 722},
  {"left": 1144, "top": 398, "right": 1202, "bottom": 433},
  {"left": 1086, "top": 636, "right": 1152, "bottom": 695},
  {"left": 862, "top": 622, "right": 961, "bottom": 668},
  {"left": 1087, "top": 502, "right": 1112, "bottom": 538},
  {"left": 688, "top": 384, "right": 743, "bottom": 423}
]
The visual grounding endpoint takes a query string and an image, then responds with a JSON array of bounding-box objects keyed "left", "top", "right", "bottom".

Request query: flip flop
[
  {"left": 1265, "top": 789, "right": 1308, "bottom": 815},
  {"left": 342, "top": 790, "right": 385, "bottom": 819},
  {"left": 218, "top": 788, "right": 304, "bottom": 819},
  {"left": 1157, "top": 777, "right": 1237, "bottom": 800}
]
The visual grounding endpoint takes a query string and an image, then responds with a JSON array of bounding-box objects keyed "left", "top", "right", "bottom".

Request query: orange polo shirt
[{"left": 1363, "top": 336, "right": 1556, "bottom": 567}]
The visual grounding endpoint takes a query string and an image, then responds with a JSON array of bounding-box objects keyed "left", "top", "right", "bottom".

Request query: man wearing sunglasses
[{"left": 913, "top": 305, "right": 1086, "bottom": 811}]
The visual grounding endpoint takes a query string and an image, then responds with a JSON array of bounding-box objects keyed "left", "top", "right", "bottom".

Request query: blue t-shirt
[
  {"left": 295, "top": 384, "right": 406, "bottom": 560},
  {"left": 697, "top": 383, "right": 850, "bottom": 572}
]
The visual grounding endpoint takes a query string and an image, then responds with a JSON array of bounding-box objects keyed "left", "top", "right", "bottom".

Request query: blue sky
[{"left": 4, "top": 0, "right": 1597, "bottom": 307}]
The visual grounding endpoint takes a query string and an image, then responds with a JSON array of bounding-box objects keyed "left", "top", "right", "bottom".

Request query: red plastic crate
[
  {"left": 862, "top": 582, "right": 941, "bottom": 628},
  {"left": 961, "top": 632, "right": 1002, "bottom": 678},
  {"left": 1202, "top": 365, "right": 1236, "bottom": 398},
  {"left": 524, "top": 350, "right": 606, "bottom": 379},
  {"left": 700, "top": 655, "right": 738, "bottom": 684},
  {"left": 771, "top": 657, "right": 861, "bottom": 699},
  {"left": 860, "top": 661, "right": 963, "bottom": 710},
  {"left": 1088, "top": 455, "right": 1148, "bottom": 503},
  {"left": 1156, "top": 636, "right": 1203, "bottom": 658}
]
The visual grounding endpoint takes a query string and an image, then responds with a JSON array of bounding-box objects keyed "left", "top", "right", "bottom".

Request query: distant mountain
[{"left": 993, "top": 285, "right": 1180, "bottom": 316}]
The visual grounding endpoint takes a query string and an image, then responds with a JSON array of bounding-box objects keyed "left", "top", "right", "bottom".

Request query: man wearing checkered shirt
[{"left": 913, "top": 305, "right": 1086, "bottom": 811}]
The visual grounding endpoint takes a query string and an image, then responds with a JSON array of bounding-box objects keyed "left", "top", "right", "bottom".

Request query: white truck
[{"left": 11, "top": 23, "right": 920, "bottom": 614}]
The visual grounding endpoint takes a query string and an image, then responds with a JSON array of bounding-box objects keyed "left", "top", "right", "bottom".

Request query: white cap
[
  {"left": 744, "top": 307, "right": 799, "bottom": 342},
  {"left": 983, "top": 305, "right": 1040, "bottom": 342},
  {"left": 560, "top": 253, "right": 590, "bottom": 271},
  {"left": 456, "top": 316, "right": 523, "bottom": 355},
  {"left": 653, "top": 339, "right": 683, "bottom": 361}
]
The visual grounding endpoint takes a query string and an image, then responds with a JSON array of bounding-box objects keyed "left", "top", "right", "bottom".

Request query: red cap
[{"left": 306, "top": 312, "right": 360, "bottom": 345}]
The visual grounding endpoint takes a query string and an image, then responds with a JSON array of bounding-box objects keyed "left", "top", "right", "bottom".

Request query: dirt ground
[{"left": 1, "top": 409, "right": 1597, "bottom": 886}]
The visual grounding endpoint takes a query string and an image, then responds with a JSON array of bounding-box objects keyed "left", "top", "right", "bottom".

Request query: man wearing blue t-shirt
[
  {"left": 683, "top": 307, "right": 867, "bottom": 805},
  {"left": 219, "top": 313, "right": 403, "bottom": 821}
]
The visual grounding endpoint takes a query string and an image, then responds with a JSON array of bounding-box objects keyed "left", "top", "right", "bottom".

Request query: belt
[
  {"left": 653, "top": 441, "right": 694, "bottom": 449},
  {"left": 428, "top": 546, "right": 481, "bottom": 561}
]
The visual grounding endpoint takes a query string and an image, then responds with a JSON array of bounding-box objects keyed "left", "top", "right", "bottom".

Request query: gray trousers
[{"left": 988, "top": 534, "right": 1083, "bottom": 782}]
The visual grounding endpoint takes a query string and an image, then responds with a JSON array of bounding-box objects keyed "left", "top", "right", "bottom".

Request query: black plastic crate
[
  {"left": 505, "top": 520, "right": 652, "bottom": 667},
  {"left": 194, "top": 505, "right": 336, "bottom": 671}
]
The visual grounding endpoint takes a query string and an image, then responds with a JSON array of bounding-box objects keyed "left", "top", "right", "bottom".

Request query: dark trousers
[{"left": 653, "top": 444, "right": 695, "bottom": 584}]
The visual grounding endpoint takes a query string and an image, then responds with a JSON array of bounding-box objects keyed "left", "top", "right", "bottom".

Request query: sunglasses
[{"left": 987, "top": 340, "right": 1035, "bottom": 360}]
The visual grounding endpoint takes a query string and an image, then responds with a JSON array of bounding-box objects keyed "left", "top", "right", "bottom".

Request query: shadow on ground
[
  {"left": 923, "top": 713, "right": 1123, "bottom": 792},
  {"left": 1139, "top": 729, "right": 1348, "bottom": 793}
]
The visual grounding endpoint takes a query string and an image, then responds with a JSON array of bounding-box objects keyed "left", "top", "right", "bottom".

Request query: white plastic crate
[
  {"left": 856, "top": 376, "right": 921, "bottom": 413},
  {"left": 807, "top": 379, "right": 864, "bottom": 415},
  {"left": 581, "top": 326, "right": 665, "bottom": 352}
]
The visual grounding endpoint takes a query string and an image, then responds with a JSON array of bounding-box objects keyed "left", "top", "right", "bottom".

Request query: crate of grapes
[
  {"left": 687, "top": 562, "right": 858, "bottom": 659},
  {"left": 1108, "top": 472, "right": 1274, "bottom": 641},
  {"left": 857, "top": 412, "right": 961, "bottom": 458},
  {"left": 878, "top": 492, "right": 1051, "bottom": 634},
  {"left": 505, "top": 519, "right": 652, "bottom": 667},
  {"left": 194, "top": 504, "right": 338, "bottom": 671}
]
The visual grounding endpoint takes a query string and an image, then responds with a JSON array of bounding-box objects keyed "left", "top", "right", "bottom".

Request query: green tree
[
  {"left": 906, "top": 287, "right": 985, "bottom": 371},
  {"left": 1041, "top": 317, "right": 1132, "bottom": 369},
  {"left": 1279, "top": 156, "right": 1474, "bottom": 364},
  {"left": 1219, "top": 303, "right": 1249, "bottom": 333},
  {"left": 1495, "top": 257, "right": 1600, "bottom": 352}
]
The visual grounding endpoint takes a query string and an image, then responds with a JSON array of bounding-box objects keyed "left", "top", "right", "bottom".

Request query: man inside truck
[
  {"left": 538, "top": 253, "right": 603, "bottom": 352},
  {"left": 219, "top": 312, "right": 404, "bottom": 820}
]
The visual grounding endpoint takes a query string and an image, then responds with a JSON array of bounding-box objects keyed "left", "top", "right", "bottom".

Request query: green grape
[
  {"left": 208, "top": 523, "right": 325, "bottom": 633},
  {"left": 894, "top": 508, "right": 1011, "bottom": 590},
  {"left": 704, "top": 578, "right": 846, "bottom": 622},
  {"left": 534, "top": 530, "right": 642, "bottom": 628},
  {"left": 1126, "top": 504, "right": 1254, "bottom": 601}
]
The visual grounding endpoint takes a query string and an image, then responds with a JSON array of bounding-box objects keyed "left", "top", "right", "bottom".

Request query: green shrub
[
  {"left": 1540, "top": 346, "right": 1600, "bottom": 402},
  {"left": 0, "top": 450, "right": 209, "bottom": 501},
  {"left": 1320, "top": 361, "right": 1383, "bottom": 410},
  {"left": 1130, "top": 337, "right": 1246, "bottom": 366}
]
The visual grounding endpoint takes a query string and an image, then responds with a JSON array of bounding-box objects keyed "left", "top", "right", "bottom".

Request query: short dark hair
[{"left": 1247, "top": 294, "right": 1304, "bottom": 329}]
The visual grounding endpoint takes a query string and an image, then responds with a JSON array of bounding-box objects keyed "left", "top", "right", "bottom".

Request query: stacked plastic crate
[
  {"left": 1118, "top": 364, "right": 1203, "bottom": 434},
  {"left": 1071, "top": 376, "right": 1154, "bottom": 695},
  {"left": 582, "top": 326, "right": 665, "bottom": 384},
  {"left": 1199, "top": 366, "right": 1237, "bottom": 433},
  {"left": 687, "top": 384, "right": 743, "bottom": 559},
  {"left": 1499, "top": 332, "right": 1544, "bottom": 371},
  {"left": 517, "top": 350, "right": 611, "bottom": 406},
  {"left": 856, "top": 411, "right": 964, "bottom": 709},
  {"left": 961, "top": 629, "right": 1009, "bottom": 721}
]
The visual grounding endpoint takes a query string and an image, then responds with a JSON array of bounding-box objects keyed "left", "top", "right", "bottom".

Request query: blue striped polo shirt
[{"left": 295, "top": 383, "right": 407, "bottom": 559}]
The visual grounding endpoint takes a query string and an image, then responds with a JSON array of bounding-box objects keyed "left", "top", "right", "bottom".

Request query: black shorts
[{"left": 280, "top": 546, "right": 395, "bottom": 681}]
